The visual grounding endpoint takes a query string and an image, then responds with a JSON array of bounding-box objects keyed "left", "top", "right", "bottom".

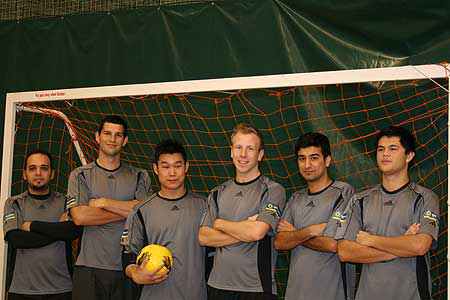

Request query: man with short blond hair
[{"left": 199, "top": 123, "right": 286, "bottom": 300}]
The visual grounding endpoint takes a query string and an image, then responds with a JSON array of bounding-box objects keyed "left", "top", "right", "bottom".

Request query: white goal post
[{"left": 1, "top": 64, "right": 449, "bottom": 299}]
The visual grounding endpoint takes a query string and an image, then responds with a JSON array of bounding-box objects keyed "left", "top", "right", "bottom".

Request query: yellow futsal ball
[{"left": 136, "top": 244, "right": 173, "bottom": 275}]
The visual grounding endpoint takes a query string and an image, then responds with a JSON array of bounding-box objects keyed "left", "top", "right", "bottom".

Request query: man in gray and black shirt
[
  {"left": 68, "top": 116, "right": 151, "bottom": 300},
  {"left": 274, "top": 132, "right": 355, "bottom": 300},
  {"left": 3, "top": 150, "right": 80, "bottom": 300},
  {"left": 337, "top": 126, "right": 440, "bottom": 300},
  {"left": 199, "top": 123, "right": 286, "bottom": 300},
  {"left": 123, "top": 139, "right": 207, "bottom": 300}
]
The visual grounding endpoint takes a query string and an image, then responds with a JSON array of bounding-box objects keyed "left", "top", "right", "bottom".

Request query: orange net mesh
[{"left": 11, "top": 77, "right": 448, "bottom": 298}]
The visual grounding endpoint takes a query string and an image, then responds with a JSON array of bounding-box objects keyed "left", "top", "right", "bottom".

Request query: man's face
[
  {"left": 95, "top": 122, "right": 128, "bottom": 157},
  {"left": 23, "top": 153, "right": 54, "bottom": 192},
  {"left": 377, "top": 136, "right": 414, "bottom": 175},
  {"left": 153, "top": 153, "right": 188, "bottom": 192},
  {"left": 297, "top": 146, "right": 330, "bottom": 183},
  {"left": 230, "top": 132, "right": 264, "bottom": 177}
]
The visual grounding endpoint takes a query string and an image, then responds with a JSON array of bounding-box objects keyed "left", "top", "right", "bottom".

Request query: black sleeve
[
  {"left": 5, "top": 229, "right": 56, "bottom": 248},
  {"left": 30, "top": 221, "right": 82, "bottom": 241}
]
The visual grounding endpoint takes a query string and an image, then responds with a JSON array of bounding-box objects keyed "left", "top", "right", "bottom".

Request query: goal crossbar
[{"left": 1, "top": 63, "right": 449, "bottom": 300}]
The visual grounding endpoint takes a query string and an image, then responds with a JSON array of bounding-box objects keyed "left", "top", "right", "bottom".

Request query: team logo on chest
[
  {"left": 331, "top": 211, "right": 348, "bottom": 224},
  {"left": 264, "top": 203, "right": 281, "bottom": 218}
]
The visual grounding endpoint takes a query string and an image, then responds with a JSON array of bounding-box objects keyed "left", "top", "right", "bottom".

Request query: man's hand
[
  {"left": 277, "top": 219, "right": 296, "bottom": 232},
  {"left": 128, "top": 257, "right": 169, "bottom": 285},
  {"left": 356, "top": 231, "right": 376, "bottom": 247},
  {"left": 89, "top": 198, "right": 108, "bottom": 208},
  {"left": 59, "top": 212, "right": 69, "bottom": 222},
  {"left": 307, "top": 223, "right": 327, "bottom": 237},
  {"left": 404, "top": 223, "right": 420, "bottom": 235},
  {"left": 21, "top": 221, "right": 31, "bottom": 232},
  {"left": 247, "top": 214, "right": 258, "bottom": 221}
]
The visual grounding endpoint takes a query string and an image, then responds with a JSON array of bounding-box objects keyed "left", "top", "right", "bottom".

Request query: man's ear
[
  {"left": 153, "top": 163, "right": 159, "bottom": 176},
  {"left": 406, "top": 151, "right": 415, "bottom": 164},
  {"left": 325, "top": 155, "right": 332, "bottom": 168},
  {"left": 258, "top": 149, "right": 264, "bottom": 162},
  {"left": 122, "top": 136, "right": 128, "bottom": 147}
]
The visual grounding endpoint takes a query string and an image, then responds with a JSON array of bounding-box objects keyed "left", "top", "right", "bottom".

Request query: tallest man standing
[
  {"left": 199, "top": 123, "right": 286, "bottom": 300},
  {"left": 68, "top": 116, "right": 151, "bottom": 300}
]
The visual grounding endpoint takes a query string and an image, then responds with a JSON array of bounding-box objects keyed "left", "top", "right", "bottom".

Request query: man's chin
[
  {"left": 104, "top": 149, "right": 121, "bottom": 156},
  {"left": 29, "top": 184, "right": 49, "bottom": 192}
]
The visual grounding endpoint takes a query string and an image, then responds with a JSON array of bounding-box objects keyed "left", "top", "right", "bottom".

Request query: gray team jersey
[
  {"left": 336, "top": 183, "right": 439, "bottom": 300},
  {"left": 282, "top": 181, "right": 355, "bottom": 300},
  {"left": 3, "top": 191, "right": 72, "bottom": 295},
  {"left": 122, "top": 191, "right": 207, "bottom": 300},
  {"left": 202, "top": 175, "right": 286, "bottom": 294},
  {"left": 67, "top": 161, "right": 151, "bottom": 271}
]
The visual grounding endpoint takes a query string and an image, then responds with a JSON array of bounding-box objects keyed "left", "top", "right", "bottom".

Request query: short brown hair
[{"left": 230, "top": 123, "right": 264, "bottom": 150}]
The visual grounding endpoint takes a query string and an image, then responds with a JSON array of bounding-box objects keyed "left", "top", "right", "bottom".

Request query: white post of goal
[
  {"left": 0, "top": 97, "right": 17, "bottom": 300},
  {"left": 0, "top": 64, "right": 448, "bottom": 299},
  {"left": 447, "top": 70, "right": 449, "bottom": 300}
]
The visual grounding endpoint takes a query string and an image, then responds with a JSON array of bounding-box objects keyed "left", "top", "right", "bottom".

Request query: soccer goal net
[{"left": 1, "top": 64, "right": 449, "bottom": 299}]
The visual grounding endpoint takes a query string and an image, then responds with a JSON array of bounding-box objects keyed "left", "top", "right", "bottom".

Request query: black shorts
[
  {"left": 72, "top": 266, "right": 128, "bottom": 300},
  {"left": 207, "top": 286, "right": 276, "bottom": 300},
  {"left": 8, "top": 292, "right": 71, "bottom": 300}
]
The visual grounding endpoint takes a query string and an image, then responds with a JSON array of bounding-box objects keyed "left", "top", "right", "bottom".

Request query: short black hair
[
  {"left": 376, "top": 126, "right": 416, "bottom": 154},
  {"left": 24, "top": 149, "right": 53, "bottom": 170},
  {"left": 294, "top": 132, "right": 331, "bottom": 158},
  {"left": 153, "top": 139, "right": 187, "bottom": 164},
  {"left": 98, "top": 115, "right": 128, "bottom": 136}
]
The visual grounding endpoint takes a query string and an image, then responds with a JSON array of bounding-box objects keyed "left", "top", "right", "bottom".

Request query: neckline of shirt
[
  {"left": 381, "top": 181, "right": 410, "bottom": 195},
  {"left": 307, "top": 180, "right": 335, "bottom": 196},
  {"left": 28, "top": 190, "right": 51, "bottom": 201},
  {"left": 95, "top": 159, "right": 122, "bottom": 173},
  {"left": 157, "top": 190, "right": 188, "bottom": 201},
  {"left": 234, "top": 174, "right": 261, "bottom": 186}
]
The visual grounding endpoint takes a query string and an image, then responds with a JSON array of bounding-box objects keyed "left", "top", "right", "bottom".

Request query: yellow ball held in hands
[{"left": 136, "top": 244, "right": 173, "bottom": 276}]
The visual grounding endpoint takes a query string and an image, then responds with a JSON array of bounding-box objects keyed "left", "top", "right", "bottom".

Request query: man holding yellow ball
[{"left": 122, "top": 139, "right": 208, "bottom": 300}]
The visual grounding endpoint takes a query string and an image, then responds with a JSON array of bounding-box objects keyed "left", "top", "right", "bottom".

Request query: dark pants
[
  {"left": 72, "top": 266, "right": 126, "bottom": 300},
  {"left": 207, "top": 286, "right": 277, "bottom": 300},
  {"left": 8, "top": 292, "right": 71, "bottom": 300}
]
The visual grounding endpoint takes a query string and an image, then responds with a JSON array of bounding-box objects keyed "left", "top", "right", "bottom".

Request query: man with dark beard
[{"left": 3, "top": 150, "right": 80, "bottom": 300}]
